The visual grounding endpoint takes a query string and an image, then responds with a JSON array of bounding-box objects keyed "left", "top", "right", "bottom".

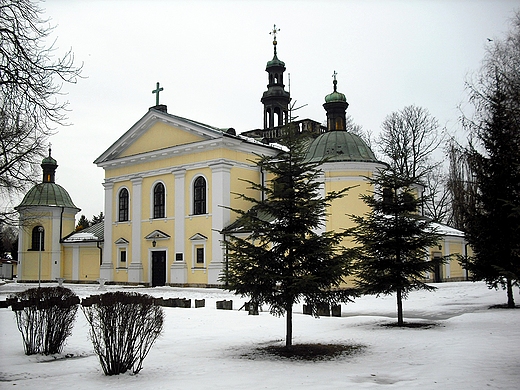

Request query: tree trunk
[
  {"left": 286, "top": 303, "right": 293, "bottom": 347},
  {"left": 397, "top": 288, "right": 404, "bottom": 326},
  {"left": 506, "top": 278, "right": 515, "bottom": 308}
]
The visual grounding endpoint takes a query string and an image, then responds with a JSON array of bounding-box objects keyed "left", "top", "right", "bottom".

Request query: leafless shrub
[
  {"left": 81, "top": 291, "right": 164, "bottom": 375},
  {"left": 11, "top": 287, "right": 79, "bottom": 355}
]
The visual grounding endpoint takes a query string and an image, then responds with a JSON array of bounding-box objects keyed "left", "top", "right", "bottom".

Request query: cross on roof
[
  {"left": 332, "top": 70, "right": 338, "bottom": 91},
  {"left": 270, "top": 24, "right": 280, "bottom": 42},
  {"left": 152, "top": 82, "right": 164, "bottom": 106}
]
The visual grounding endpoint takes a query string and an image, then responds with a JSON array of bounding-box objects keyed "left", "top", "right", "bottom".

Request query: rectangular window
[
  {"left": 175, "top": 253, "right": 183, "bottom": 262},
  {"left": 119, "top": 249, "right": 127, "bottom": 268},
  {"left": 196, "top": 247, "right": 204, "bottom": 264}
]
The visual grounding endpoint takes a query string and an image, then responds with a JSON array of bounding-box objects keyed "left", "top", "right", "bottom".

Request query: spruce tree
[
  {"left": 222, "top": 125, "right": 355, "bottom": 347},
  {"left": 349, "top": 168, "right": 443, "bottom": 326},
  {"left": 461, "top": 14, "right": 520, "bottom": 307},
  {"left": 75, "top": 215, "right": 90, "bottom": 231},
  {"left": 463, "top": 83, "right": 520, "bottom": 307}
]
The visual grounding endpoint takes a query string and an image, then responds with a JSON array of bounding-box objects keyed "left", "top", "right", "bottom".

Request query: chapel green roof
[
  {"left": 266, "top": 54, "right": 285, "bottom": 68},
  {"left": 305, "top": 131, "right": 378, "bottom": 163},
  {"left": 41, "top": 155, "right": 57, "bottom": 165},
  {"left": 324, "top": 90, "right": 347, "bottom": 103},
  {"left": 16, "top": 182, "right": 79, "bottom": 210}
]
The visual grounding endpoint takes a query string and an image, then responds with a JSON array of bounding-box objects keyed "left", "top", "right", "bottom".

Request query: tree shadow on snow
[{"left": 242, "top": 343, "right": 365, "bottom": 361}]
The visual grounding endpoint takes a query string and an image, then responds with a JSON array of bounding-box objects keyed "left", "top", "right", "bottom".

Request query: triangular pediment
[
  {"left": 189, "top": 233, "right": 208, "bottom": 241},
  {"left": 114, "top": 237, "right": 129, "bottom": 245},
  {"left": 95, "top": 109, "right": 227, "bottom": 165},
  {"left": 145, "top": 230, "right": 171, "bottom": 240}
]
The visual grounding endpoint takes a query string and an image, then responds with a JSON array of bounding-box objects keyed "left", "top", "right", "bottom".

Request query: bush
[
  {"left": 81, "top": 291, "right": 164, "bottom": 375},
  {"left": 11, "top": 287, "right": 79, "bottom": 355}
]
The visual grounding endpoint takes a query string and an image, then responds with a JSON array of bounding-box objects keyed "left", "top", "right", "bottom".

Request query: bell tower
[
  {"left": 323, "top": 71, "right": 349, "bottom": 131},
  {"left": 261, "top": 25, "right": 290, "bottom": 129}
]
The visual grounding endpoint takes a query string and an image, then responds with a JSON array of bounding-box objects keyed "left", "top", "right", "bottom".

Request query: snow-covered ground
[{"left": 0, "top": 281, "right": 519, "bottom": 389}]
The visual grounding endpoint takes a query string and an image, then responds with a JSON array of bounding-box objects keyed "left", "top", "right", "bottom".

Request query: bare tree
[
  {"left": 379, "top": 105, "right": 444, "bottom": 185},
  {"left": 0, "top": 0, "right": 82, "bottom": 224},
  {"left": 445, "top": 138, "right": 478, "bottom": 231},
  {"left": 346, "top": 115, "right": 375, "bottom": 150},
  {"left": 423, "top": 164, "right": 451, "bottom": 223}
]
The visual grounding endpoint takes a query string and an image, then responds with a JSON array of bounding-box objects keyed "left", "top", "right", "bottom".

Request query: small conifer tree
[
  {"left": 222, "top": 124, "right": 355, "bottom": 347},
  {"left": 349, "top": 168, "right": 443, "bottom": 326}
]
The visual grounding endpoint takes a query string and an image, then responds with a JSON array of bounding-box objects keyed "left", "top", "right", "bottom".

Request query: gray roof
[
  {"left": 62, "top": 222, "right": 104, "bottom": 243},
  {"left": 305, "top": 131, "right": 379, "bottom": 163}
]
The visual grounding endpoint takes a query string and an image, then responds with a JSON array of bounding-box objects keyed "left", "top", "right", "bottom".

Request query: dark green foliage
[
  {"left": 91, "top": 212, "right": 104, "bottom": 225},
  {"left": 349, "top": 169, "right": 443, "bottom": 326},
  {"left": 461, "top": 14, "right": 520, "bottom": 307},
  {"left": 81, "top": 291, "right": 164, "bottom": 375},
  {"left": 222, "top": 124, "right": 356, "bottom": 347},
  {"left": 12, "top": 287, "right": 79, "bottom": 355},
  {"left": 75, "top": 215, "right": 90, "bottom": 231}
]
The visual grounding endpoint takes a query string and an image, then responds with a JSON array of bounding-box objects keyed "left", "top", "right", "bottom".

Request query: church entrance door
[{"left": 151, "top": 251, "right": 166, "bottom": 287}]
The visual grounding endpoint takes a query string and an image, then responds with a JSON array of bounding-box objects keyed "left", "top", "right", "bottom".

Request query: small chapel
[{"left": 15, "top": 28, "right": 470, "bottom": 286}]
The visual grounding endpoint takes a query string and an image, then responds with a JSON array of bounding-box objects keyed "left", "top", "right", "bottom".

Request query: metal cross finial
[
  {"left": 270, "top": 24, "right": 280, "bottom": 55},
  {"left": 48, "top": 142, "right": 52, "bottom": 156},
  {"left": 152, "top": 82, "right": 164, "bottom": 106},
  {"left": 270, "top": 24, "right": 280, "bottom": 42}
]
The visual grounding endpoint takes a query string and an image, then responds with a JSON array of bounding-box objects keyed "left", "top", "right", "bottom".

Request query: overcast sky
[{"left": 28, "top": 0, "right": 517, "bottom": 221}]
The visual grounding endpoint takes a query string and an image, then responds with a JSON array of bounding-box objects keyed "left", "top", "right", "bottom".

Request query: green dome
[
  {"left": 266, "top": 54, "right": 285, "bottom": 68},
  {"left": 42, "top": 155, "right": 57, "bottom": 165},
  {"left": 324, "top": 90, "right": 347, "bottom": 103},
  {"left": 16, "top": 182, "right": 79, "bottom": 210},
  {"left": 306, "top": 131, "right": 378, "bottom": 163}
]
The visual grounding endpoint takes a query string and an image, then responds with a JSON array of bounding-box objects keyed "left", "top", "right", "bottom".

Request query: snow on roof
[
  {"left": 430, "top": 222, "right": 465, "bottom": 238},
  {"left": 63, "top": 232, "right": 98, "bottom": 242},
  {"left": 62, "top": 222, "right": 104, "bottom": 243}
]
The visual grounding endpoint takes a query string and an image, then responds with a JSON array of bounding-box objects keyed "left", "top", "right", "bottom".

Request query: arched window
[
  {"left": 31, "top": 226, "right": 44, "bottom": 251},
  {"left": 118, "top": 188, "right": 129, "bottom": 222},
  {"left": 153, "top": 182, "right": 165, "bottom": 219},
  {"left": 193, "top": 176, "right": 207, "bottom": 215}
]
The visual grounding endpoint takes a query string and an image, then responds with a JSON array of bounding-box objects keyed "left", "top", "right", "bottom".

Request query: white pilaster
[
  {"left": 208, "top": 161, "right": 233, "bottom": 285},
  {"left": 51, "top": 208, "right": 62, "bottom": 280},
  {"left": 17, "top": 215, "right": 25, "bottom": 280},
  {"left": 171, "top": 169, "right": 187, "bottom": 284},
  {"left": 444, "top": 239, "right": 451, "bottom": 279},
  {"left": 129, "top": 177, "right": 143, "bottom": 283},
  {"left": 72, "top": 246, "right": 80, "bottom": 280},
  {"left": 100, "top": 182, "right": 114, "bottom": 280}
]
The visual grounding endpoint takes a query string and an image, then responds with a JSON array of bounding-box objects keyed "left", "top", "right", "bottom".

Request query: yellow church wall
[
  {"left": 103, "top": 139, "right": 263, "bottom": 182},
  {"left": 229, "top": 166, "right": 261, "bottom": 217},
  {"left": 21, "top": 252, "right": 51, "bottom": 281},
  {"left": 439, "top": 239, "right": 468, "bottom": 281},
  {"left": 79, "top": 248, "right": 101, "bottom": 281},
  {"left": 61, "top": 211, "right": 78, "bottom": 238},
  {"left": 120, "top": 122, "right": 206, "bottom": 158},
  {"left": 62, "top": 247, "right": 73, "bottom": 280},
  {"left": 325, "top": 177, "right": 373, "bottom": 235},
  {"left": 113, "top": 268, "right": 129, "bottom": 283}
]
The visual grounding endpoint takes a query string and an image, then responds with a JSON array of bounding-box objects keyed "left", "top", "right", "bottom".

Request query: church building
[{"left": 15, "top": 28, "right": 470, "bottom": 286}]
